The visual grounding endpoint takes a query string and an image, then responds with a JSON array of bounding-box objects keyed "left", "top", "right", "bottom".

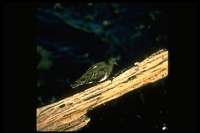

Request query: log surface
[{"left": 37, "top": 49, "right": 168, "bottom": 131}]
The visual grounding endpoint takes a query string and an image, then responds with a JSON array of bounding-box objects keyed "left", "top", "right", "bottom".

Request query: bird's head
[{"left": 108, "top": 57, "right": 119, "bottom": 66}]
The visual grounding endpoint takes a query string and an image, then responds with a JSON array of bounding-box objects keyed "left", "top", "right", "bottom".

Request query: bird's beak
[{"left": 115, "top": 62, "right": 120, "bottom": 67}]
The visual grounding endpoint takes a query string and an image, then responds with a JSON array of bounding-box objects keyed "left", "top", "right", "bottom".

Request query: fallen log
[{"left": 37, "top": 49, "right": 168, "bottom": 131}]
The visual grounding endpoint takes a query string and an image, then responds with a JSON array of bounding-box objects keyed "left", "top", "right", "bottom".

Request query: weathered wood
[{"left": 37, "top": 49, "right": 168, "bottom": 131}]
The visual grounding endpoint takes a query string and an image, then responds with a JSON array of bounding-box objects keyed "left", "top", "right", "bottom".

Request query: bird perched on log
[{"left": 71, "top": 57, "right": 118, "bottom": 88}]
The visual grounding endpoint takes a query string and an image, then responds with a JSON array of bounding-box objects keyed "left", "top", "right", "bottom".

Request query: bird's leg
[{"left": 110, "top": 76, "right": 116, "bottom": 83}]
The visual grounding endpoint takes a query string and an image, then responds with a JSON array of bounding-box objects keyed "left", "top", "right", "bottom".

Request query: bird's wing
[
  {"left": 71, "top": 62, "right": 107, "bottom": 88},
  {"left": 77, "top": 67, "right": 107, "bottom": 84}
]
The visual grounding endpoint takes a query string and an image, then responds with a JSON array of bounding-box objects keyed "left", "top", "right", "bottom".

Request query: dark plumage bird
[{"left": 71, "top": 57, "right": 118, "bottom": 88}]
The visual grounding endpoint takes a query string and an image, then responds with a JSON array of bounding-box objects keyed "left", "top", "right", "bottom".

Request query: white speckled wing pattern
[
  {"left": 75, "top": 67, "right": 107, "bottom": 84},
  {"left": 71, "top": 58, "right": 117, "bottom": 89}
]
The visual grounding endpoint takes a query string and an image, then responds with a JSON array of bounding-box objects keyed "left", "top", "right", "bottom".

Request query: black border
[
  {"left": 3, "top": 2, "right": 197, "bottom": 131},
  {"left": 3, "top": 2, "right": 37, "bottom": 131}
]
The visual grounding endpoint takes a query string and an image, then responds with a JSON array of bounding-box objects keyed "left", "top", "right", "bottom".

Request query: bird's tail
[
  {"left": 70, "top": 82, "right": 81, "bottom": 89},
  {"left": 71, "top": 77, "right": 87, "bottom": 89}
]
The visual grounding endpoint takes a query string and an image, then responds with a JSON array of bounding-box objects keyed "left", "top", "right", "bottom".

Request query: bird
[{"left": 71, "top": 57, "right": 118, "bottom": 89}]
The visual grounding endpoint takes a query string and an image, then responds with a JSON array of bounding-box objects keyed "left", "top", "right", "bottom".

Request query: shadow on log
[{"left": 37, "top": 49, "right": 168, "bottom": 131}]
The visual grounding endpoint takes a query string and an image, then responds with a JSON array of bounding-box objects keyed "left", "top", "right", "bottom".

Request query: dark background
[
  {"left": 3, "top": 2, "right": 197, "bottom": 131},
  {"left": 36, "top": 2, "right": 168, "bottom": 106}
]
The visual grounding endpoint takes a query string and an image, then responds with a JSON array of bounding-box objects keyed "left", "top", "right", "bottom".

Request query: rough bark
[{"left": 37, "top": 49, "right": 168, "bottom": 131}]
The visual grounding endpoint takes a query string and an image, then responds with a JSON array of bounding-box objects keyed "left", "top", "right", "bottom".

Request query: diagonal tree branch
[{"left": 37, "top": 49, "right": 168, "bottom": 131}]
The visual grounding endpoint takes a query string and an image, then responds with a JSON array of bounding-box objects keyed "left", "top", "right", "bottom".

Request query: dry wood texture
[{"left": 37, "top": 49, "right": 168, "bottom": 131}]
